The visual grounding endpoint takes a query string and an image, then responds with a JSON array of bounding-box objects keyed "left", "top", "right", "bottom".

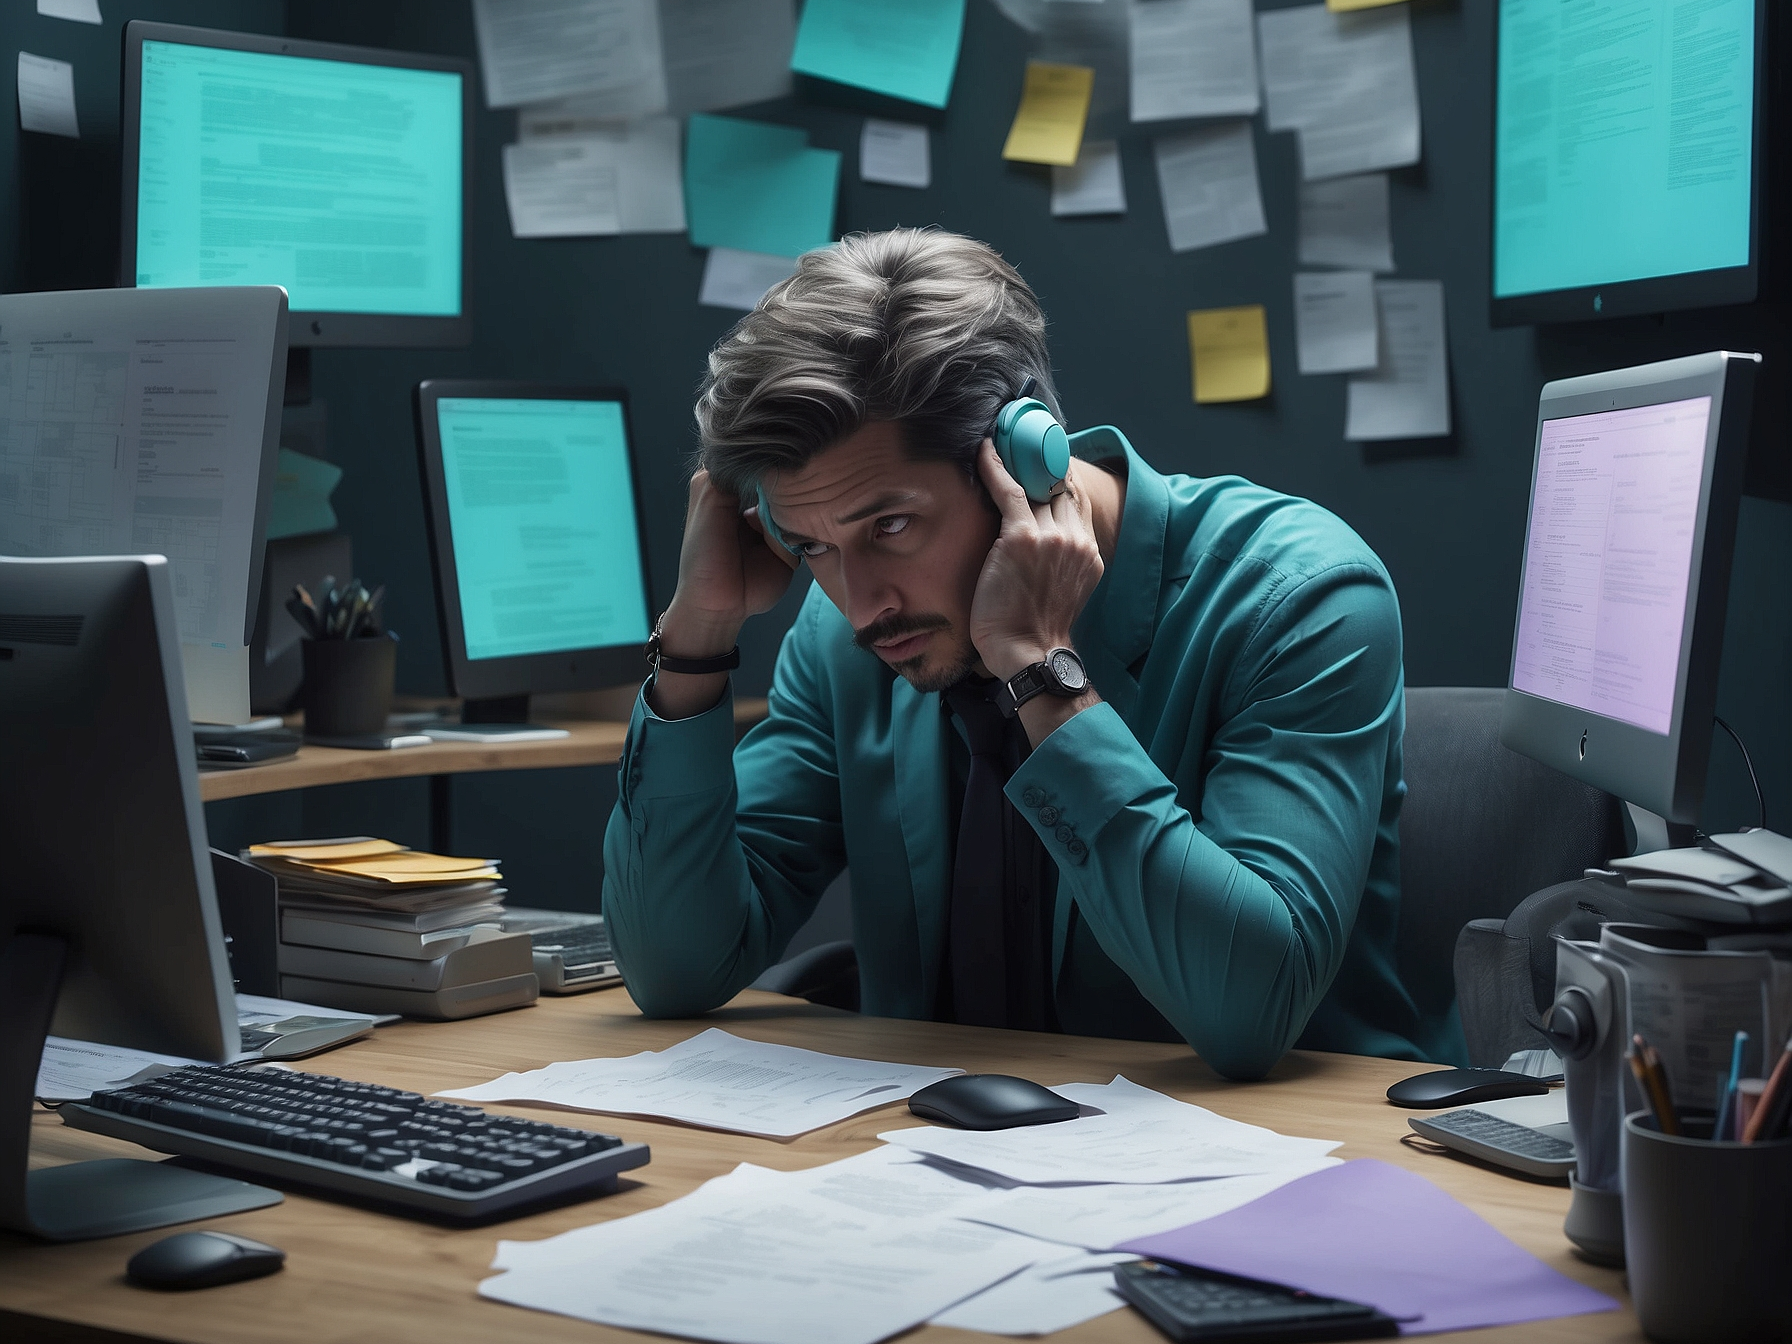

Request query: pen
[
  {"left": 1629, "top": 1034, "right": 1680, "bottom": 1136},
  {"left": 1713, "top": 1030, "right": 1748, "bottom": 1142},
  {"left": 1741, "top": 1031, "right": 1792, "bottom": 1143}
]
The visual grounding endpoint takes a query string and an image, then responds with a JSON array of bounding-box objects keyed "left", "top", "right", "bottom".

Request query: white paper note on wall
[
  {"left": 17, "top": 52, "right": 80, "bottom": 138},
  {"left": 1346, "top": 278, "right": 1450, "bottom": 441},
  {"left": 1293, "top": 271, "right": 1379, "bottom": 374},
  {"left": 472, "top": 0, "right": 667, "bottom": 113},
  {"left": 661, "top": 0, "right": 795, "bottom": 115},
  {"left": 1153, "top": 121, "right": 1266, "bottom": 253},
  {"left": 1298, "top": 172, "right": 1394, "bottom": 272},
  {"left": 502, "top": 141, "right": 621, "bottom": 237},
  {"left": 860, "top": 120, "right": 931, "bottom": 189},
  {"left": 699, "top": 248, "right": 800, "bottom": 311},
  {"left": 1128, "top": 0, "right": 1258, "bottom": 122},
  {"left": 37, "top": 0, "right": 103, "bottom": 23},
  {"left": 1052, "top": 139, "right": 1126, "bottom": 215},
  {"left": 1257, "top": 3, "right": 1419, "bottom": 181},
  {"left": 510, "top": 118, "right": 686, "bottom": 232}
]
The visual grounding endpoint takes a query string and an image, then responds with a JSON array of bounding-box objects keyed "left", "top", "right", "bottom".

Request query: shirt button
[
  {"left": 1068, "top": 839, "right": 1088, "bottom": 860},
  {"left": 1038, "top": 805, "right": 1060, "bottom": 826},
  {"left": 1054, "top": 824, "right": 1074, "bottom": 844},
  {"left": 1021, "top": 787, "right": 1045, "bottom": 808}
]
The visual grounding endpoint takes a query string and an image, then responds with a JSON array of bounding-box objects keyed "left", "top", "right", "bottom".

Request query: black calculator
[{"left": 1115, "top": 1259, "right": 1401, "bottom": 1343}]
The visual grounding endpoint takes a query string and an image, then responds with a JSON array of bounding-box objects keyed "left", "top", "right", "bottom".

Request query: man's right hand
[{"left": 649, "top": 470, "right": 798, "bottom": 721}]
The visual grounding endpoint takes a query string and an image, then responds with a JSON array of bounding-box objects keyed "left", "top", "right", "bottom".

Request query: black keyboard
[
  {"left": 1115, "top": 1260, "right": 1397, "bottom": 1342},
  {"left": 61, "top": 1065, "right": 649, "bottom": 1220},
  {"left": 1408, "top": 1107, "right": 1576, "bottom": 1180}
]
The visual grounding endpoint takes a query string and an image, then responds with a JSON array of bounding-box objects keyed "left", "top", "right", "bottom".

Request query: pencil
[
  {"left": 1629, "top": 1034, "right": 1680, "bottom": 1136},
  {"left": 1741, "top": 1031, "right": 1792, "bottom": 1143}
]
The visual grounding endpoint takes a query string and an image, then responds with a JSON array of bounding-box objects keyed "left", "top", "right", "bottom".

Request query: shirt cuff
[
  {"left": 1005, "top": 703, "right": 1153, "bottom": 867},
  {"left": 623, "top": 677, "right": 738, "bottom": 802}
]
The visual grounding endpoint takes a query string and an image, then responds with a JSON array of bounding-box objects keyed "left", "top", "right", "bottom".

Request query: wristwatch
[
  {"left": 996, "top": 647, "right": 1089, "bottom": 718},
  {"left": 644, "top": 612, "right": 740, "bottom": 676}
]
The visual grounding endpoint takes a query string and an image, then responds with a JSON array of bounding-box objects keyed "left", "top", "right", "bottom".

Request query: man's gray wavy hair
[{"left": 695, "top": 229, "right": 1061, "bottom": 495}]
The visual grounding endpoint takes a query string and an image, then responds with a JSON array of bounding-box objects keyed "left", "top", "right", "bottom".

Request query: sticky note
[
  {"left": 791, "top": 0, "right": 966, "bottom": 109},
  {"left": 1327, "top": 0, "right": 1407, "bottom": 9},
  {"left": 1188, "top": 306, "right": 1271, "bottom": 404},
  {"left": 1002, "top": 62, "right": 1094, "bottom": 168},
  {"left": 683, "top": 114, "right": 840, "bottom": 259}
]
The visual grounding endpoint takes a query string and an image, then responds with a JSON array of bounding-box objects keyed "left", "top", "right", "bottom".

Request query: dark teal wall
[{"left": 6, "top": 1, "right": 1789, "bottom": 911}]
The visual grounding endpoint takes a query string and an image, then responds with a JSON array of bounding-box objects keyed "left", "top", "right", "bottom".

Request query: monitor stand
[
  {"left": 0, "top": 932, "right": 281, "bottom": 1242},
  {"left": 1625, "top": 803, "right": 1698, "bottom": 856},
  {"left": 462, "top": 695, "right": 532, "bottom": 725},
  {"left": 434, "top": 695, "right": 566, "bottom": 740}
]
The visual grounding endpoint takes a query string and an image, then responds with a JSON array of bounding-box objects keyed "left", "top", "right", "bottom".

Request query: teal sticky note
[
  {"left": 266, "top": 448, "right": 342, "bottom": 540},
  {"left": 790, "top": 0, "right": 965, "bottom": 110},
  {"left": 684, "top": 114, "right": 841, "bottom": 258}
]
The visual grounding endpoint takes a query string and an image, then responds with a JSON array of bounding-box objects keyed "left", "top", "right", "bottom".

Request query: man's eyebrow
[{"left": 836, "top": 491, "right": 922, "bottom": 526}]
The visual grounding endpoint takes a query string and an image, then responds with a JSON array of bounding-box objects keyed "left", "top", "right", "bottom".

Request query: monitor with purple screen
[{"left": 1501, "top": 353, "right": 1757, "bottom": 829}]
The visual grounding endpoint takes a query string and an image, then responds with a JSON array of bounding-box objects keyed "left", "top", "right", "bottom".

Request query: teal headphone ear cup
[{"left": 993, "top": 397, "right": 1069, "bottom": 503}]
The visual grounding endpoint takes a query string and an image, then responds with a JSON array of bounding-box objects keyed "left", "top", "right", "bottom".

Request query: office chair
[{"left": 1397, "top": 686, "right": 1626, "bottom": 1067}]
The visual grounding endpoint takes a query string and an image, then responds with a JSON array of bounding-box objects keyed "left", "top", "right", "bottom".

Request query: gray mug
[{"left": 1622, "top": 1111, "right": 1792, "bottom": 1343}]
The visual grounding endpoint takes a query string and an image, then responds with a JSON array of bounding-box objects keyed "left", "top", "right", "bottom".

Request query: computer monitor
[
  {"left": 0, "top": 554, "right": 280, "bottom": 1240},
  {"left": 1501, "top": 351, "right": 1759, "bottom": 834},
  {"left": 122, "top": 21, "right": 473, "bottom": 349},
  {"left": 1490, "top": 0, "right": 1764, "bottom": 326},
  {"left": 0, "top": 285, "right": 288, "bottom": 725},
  {"left": 413, "top": 381, "right": 654, "bottom": 724}
]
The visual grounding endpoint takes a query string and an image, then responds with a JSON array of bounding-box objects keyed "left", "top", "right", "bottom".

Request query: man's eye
[
  {"left": 876, "top": 515, "right": 912, "bottom": 537},
  {"left": 798, "top": 541, "right": 830, "bottom": 558}
]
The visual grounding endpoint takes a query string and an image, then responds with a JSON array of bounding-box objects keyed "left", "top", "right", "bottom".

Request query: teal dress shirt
[{"left": 603, "top": 442, "right": 1449, "bottom": 1080}]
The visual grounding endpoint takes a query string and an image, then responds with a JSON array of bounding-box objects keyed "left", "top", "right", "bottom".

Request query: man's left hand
[{"left": 969, "top": 438, "right": 1104, "bottom": 683}]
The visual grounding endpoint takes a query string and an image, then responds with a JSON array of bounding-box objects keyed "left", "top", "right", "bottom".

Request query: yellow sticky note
[
  {"left": 1002, "top": 62, "right": 1093, "bottom": 167},
  {"left": 1188, "top": 306, "right": 1271, "bottom": 404},
  {"left": 1326, "top": 0, "right": 1406, "bottom": 10}
]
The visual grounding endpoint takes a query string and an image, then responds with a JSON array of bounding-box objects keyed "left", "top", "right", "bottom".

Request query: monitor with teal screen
[
  {"left": 414, "top": 382, "right": 654, "bottom": 724},
  {"left": 1491, "top": 0, "right": 1763, "bottom": 325},
  {"left": 122, "top": 22, "right": 471, "bottom": 348}
]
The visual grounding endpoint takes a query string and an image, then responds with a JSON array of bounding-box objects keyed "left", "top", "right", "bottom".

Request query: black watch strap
[
  {"left": 645, "top": 615, "right": 740, "bottom": 675},
  {"left": 996, "top": 647, "right": 1088, "bottom": 717}
]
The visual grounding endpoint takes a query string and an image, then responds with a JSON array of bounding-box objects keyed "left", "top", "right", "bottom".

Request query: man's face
[{"left": 762, "top": 420, "right": 997, "bottom": 693}]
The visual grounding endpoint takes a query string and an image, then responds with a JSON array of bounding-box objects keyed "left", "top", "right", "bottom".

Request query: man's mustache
[{"left": 853, "top": 613, "right": 951, "bottom": 652}]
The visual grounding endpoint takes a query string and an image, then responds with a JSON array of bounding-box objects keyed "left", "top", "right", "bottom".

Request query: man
[{"left": 603, "top": 229, "right": 1446, "bottom": 1081}]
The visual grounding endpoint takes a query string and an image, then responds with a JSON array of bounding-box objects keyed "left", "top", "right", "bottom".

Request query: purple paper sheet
[{"left": 1118, "top": 1160, "right": 1618, "bottom": 1336}]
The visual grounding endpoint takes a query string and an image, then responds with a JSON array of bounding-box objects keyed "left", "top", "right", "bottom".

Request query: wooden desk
[
  {"left": 3, "top": 993, "right": 1637, "bottom": 1344},
  {"left": 197, "top": 700, "right": 769, "bottom": 803}
]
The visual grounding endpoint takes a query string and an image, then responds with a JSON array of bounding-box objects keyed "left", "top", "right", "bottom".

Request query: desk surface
[
  {"left": 5, "top": 992, "right": 1637, "bottom": 1344},
  {"left": 197, "top": 700, "right": 769, "bottom": 803}
]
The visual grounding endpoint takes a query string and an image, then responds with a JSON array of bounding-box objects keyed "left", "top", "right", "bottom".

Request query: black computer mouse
[
  {"left": 1386, "top": 1067, "right": 1550, "bottom": 1109},
  {"left": 909, "top": 1074, "right": 1080, "bottom": 1130},
  {"left": 126, "top": 1230, "right": 285, "bottom": 1290}
]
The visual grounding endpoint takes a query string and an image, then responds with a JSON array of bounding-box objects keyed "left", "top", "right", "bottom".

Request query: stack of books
[{"left": 246, "top": 837, "right": 538, "bottom": 1020}]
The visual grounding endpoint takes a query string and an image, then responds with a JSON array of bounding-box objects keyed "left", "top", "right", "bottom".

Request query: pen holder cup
[
  {"left": 300, "top": 634, "right": 397, "bottom": 738},
  {"left": 1622, "top": 1111, "right": 1792, "bottom": 1343}
]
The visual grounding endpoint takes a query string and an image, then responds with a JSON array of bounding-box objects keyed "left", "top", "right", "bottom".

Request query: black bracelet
[{"left": 645, "top": 615, "right": 740, "bottom": 675}]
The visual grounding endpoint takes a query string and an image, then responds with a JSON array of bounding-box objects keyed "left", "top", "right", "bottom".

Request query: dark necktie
[{"left": 943, "top": 678, "right": 1020, "bottom": 1029}]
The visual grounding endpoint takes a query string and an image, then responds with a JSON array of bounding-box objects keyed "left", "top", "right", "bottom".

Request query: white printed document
[
  {"left": 1298, "top": 172, "right": 1394, "bottom": 272},
  {"left": 502, "top": 141, "right": 621, "bottom": 236},
  {"left": 472, "top": 0, "right": 666, "bottom": 112},
  {"left": 699, "top": 248, "right": 799, "bottom": 311},
  {"left": 1293, "top": 270, "right": 1379, "bottom": 374},
  {"left": 1052, "top": 139, "right": 1126, "bottom": 215},
  {"left": 1152, "top": 122, "right": 1266, "bottom": 252},
  {"left": 511, "top": 116, "right": 685, "bottom": 232},
  {"left": 1345, "top": 278, "right": 1450, "bottom": 440},
  {"left": 933, "top": 1249, "right": 1135, "bottom": 1335},
  {"left": 881, "top": 1076, "right": 1339, "bottom": 1184},
  {"left": 1128, "top": 0, "right": 1258, "bottom": 122},
  {"left": 860, "top": 120, "right": 931, "bottom": 189},
  {"left": 17, "top": 52, "right": 80, "bottom": 138},
  {"left": 661, "top": 0, "right": 795, "bottom": 115},
  {"left": 482, "top": 1156, "right": 1047, "bottom": 1344},
  {"left": 1257, "top": 3, "right": 1419, "bottom": 181},
  {"left": 438, "top": 1027, "right": 962, "bottom": 1137}
]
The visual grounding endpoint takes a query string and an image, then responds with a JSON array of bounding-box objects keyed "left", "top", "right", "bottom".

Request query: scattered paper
[
  {"left": 881, "top": 1077, "right": 1336, "bottom": 1184},
  {"left": 790, "top": 0, "right": 966, "bottom": 109},
  {"left": 683, "top": 113, "right": 840, "bottom": 258},
  {"left": 481, "top": 1158, "right": 1046, "bottom": 1344},
  {"left": 1188, "top": 305, "right": 1272, "bottom": 404},
  {"left": 1153, "top": 121, "right": 1265, "bottom": 252},
  {"left": 1121, "top": 1161, "right": 1620, "bottom": 1335},
  {"left": 661, "top": 0, "right": 795, "bottom": 116},
  {"left": 860, "top": 120, "right": 931, "bottom": 189},
  {"left": 508, "top": 118, "right": 685, "bottom": 232},
  {"left": 37, "top": 1038, "right": 208, "bottom": 1102},
  {"left": 266, "top": 447, "right": 343, "bottom": 540},
  {"left": 37, "top": 0, "right": 102, "bottom": 22},
  {"left": 932, "top": 1249, "right": 1135, "bottom": 1335},
  {"left": 699, "top": 248, "right": 799, "bottom": 311},
  {"left": 961, "top": 1163, "right": 1339, "bottom": 1251},
  {"left": 1051, "top": 139, "right": 1125, "bottom": 215},
  {"left": 1257, "top": 3, "right": 1420, "bottom": 181},
  {"left": 17, "top": 52, "right": 79, "bottom": 138},
  {"left": 1298, "top": 172, "right": 1394, "bottom": 272},
  {"left": 471, "top": 0, "right": 666, "bottom": 113},
  {"left": 438, "top": 1027, "right": 960, "bottom": 1137},
  {"left": 235, "top": 993, "right": 378, "bottom": 1027},
  {"left": 1293, "top": 271, "right": 1379, "bottom": 375},
  {"left": 1003, "top": 61, "right": 1094, "bottom": 166},
  {"left": 1346, "top": 278, "right": 1450, "bottom": 440},
  {"left": 1127, "top": 0, "right": 1258, "bottom": 122}
]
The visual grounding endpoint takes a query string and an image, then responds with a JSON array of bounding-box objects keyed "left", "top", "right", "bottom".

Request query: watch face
[{"left": 1048, "top": 648, "right": 1088, "bottom": 692}]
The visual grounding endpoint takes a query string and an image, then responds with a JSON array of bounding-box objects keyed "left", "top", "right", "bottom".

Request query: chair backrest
[{"left": 1397, "top": 686, "right": 1626, "bottom": 1055}]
